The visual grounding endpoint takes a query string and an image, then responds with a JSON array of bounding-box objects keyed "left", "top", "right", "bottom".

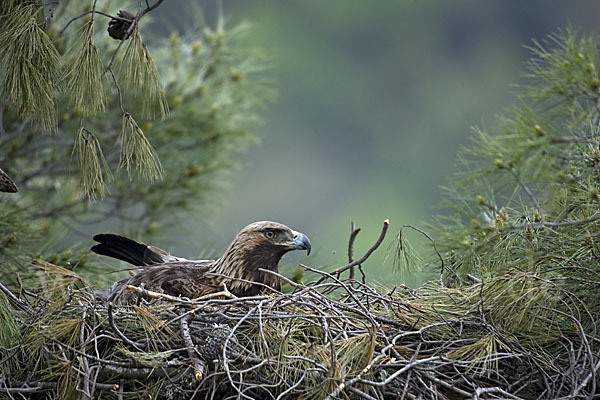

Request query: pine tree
[
  {"left": 429, "top": 28, "right": 600, "bottom": 330},
  {"left": 0, "top": 1, "right": 272, "bottom": 285}
]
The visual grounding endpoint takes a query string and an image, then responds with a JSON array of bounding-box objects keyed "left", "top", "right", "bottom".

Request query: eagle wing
[
  {"left": 109, "top": 260, "right": 220, "bottom": 303},
  {"left": 91, "top": 234, "right": 216, "bottom": 303}
]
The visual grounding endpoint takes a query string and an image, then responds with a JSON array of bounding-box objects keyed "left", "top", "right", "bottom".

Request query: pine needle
[
  {"left": 141, "top": 42, "right": 170, "bottom": 119},
  {"left": 119, "top": 346, "right": 176, "bottom": 368},
  {"left": 62, "top": 21, "right": 106, "bottom": 115},
  {"left": 72, "top": 126, "right": 112, "bottom": 199},
  {"left": 119, "top": 30, "right": 145, "bottom": 90},
  {"left": 390, "top": 229, "right": 423, "bottom": 273},
  {"left": 119, "top": 113, "right": 163, "bottom": 182},
  {"left": 118, "top": 30, "right": 169, "bottom": 119},
  {"left": 0, "top": 295, "right": 20, "bottom": 373},
  {"left": 0, "top": 4, "right": 60, "bottom": 132}
]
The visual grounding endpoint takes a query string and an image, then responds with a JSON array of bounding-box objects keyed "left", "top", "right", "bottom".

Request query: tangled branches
[{"left": 0, "top": 223, "right": 599, "bottom": 399}]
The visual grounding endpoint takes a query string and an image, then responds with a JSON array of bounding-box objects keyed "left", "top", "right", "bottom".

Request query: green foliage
[
  {"left": 0, "top": 206, "right": 41, "bottom": 287},
  {"left": 430, "top": 29, "right": 600, "bottom": 330}
]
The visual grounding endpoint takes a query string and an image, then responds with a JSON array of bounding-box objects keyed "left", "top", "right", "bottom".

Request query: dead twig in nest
[{"left": 318, "top": 219, "right": 389, "bottom": 285}]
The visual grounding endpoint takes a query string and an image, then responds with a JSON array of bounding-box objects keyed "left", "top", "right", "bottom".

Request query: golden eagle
[{"left": 92, "top": 221, "right": 311, "bottom": 303}]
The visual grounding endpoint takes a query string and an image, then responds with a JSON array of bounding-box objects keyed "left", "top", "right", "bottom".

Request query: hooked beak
[{"left": 291, "top": 231, "right": 311, "bottom": 256}]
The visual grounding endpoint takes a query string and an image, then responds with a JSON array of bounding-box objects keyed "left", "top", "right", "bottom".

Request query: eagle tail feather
[{"left": 91, "top": 234, "right": 148, "bottom": 266}]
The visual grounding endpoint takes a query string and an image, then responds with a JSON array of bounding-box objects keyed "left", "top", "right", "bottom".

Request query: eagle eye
[{"left": 264, "top": 230, "right": 275, "bottom": 239}]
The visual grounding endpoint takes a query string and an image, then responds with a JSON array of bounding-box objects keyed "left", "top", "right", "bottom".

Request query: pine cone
[
  {"left": 108, "top": 10, "right": 135, "bottom": 40},
  {"left": 195, "top": 323, "right": 237, "bottom": 361}
]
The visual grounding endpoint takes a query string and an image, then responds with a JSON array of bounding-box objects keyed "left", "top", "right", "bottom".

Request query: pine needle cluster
[
  {"left": 119, "top": 112, "right": 163, "bottom": 182},
  {"left": 0, "top": 1, "right": 173, "bottom": 199},
  {"left": 119, "top": 30, "right": 169, "bottom": 120},
  {"left": 0, "top": 3, "right": 60, "bottom": 132},
  {"left": 73, "top": 126, "right": 112, "bottom": 199},
  {"left": 62, "top": 21, "right": 106, "bottom": 115}
]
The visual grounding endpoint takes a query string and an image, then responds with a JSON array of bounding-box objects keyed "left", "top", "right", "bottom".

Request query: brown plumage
[{"left": 92, "top": 221, "right": 311, "bottom": 304}]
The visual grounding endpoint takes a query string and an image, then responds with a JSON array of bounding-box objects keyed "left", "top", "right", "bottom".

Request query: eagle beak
[{"left": 292, "top": 231, "right": 311, "bottom": 255}]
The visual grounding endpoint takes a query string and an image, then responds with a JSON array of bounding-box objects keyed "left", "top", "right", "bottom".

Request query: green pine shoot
[
  {"left": 73, "top": 126, "right": 112, "bottom": 199},
  {"left": 0, "top": 4, "right": 60, "bottom": 132},
  {"left": 62, "top": 21, "right": 106, "bottom": 116},
  {"left": 119, "top": 30, "right": 169, "bottom": 120},
  {"left": 390, "top": 229, "right": 423, "bottom": 273},
  {"left": 141, "top": 42, "right": 170, "bottom": 119},
  {"left": 119, "top": 113, "right": 163, "bottom": 182}
]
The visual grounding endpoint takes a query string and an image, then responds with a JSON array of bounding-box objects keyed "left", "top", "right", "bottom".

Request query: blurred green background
[{"left": 154, "top": 1, "right": 600, "bottom": 286}]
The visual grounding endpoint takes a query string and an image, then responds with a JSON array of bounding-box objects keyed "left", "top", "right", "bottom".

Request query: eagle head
[
  {"left": 236, "top": 221, "right": 311, "bottom": 256},
  {"left": 213, "top": 221, "right": 311, "bottom": 294}
]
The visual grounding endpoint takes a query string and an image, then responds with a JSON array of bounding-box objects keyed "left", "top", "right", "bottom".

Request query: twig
[
  {"left": 318, "top": 219, "right": 389, "bottom": 284},
  {"left": 107, "top": 292, "right": 145, "bottom": 350},
  {"left": 124, "top": 284, "right": 236, "bottom": 303},
  {"left": 58, "top": 8, "right": 129, "bottom": 36},
  {"left": 105, "top": 0, "right": 166, "bottom": 72},
  {"left": 0, "top": 380, "right": 120, "bottom": 393},
  {"left": 179, "top": 313, "right": 205, "bottom": 381},
  {"left": 499, "top": 213, "right": 600, "bottom": 231},
  {"left": 347, "top": 220, "right": 361, "bottom": 280},
  {"left": 0, "top": 281, "right": 28, "bottom": 310},
  {"left": 544, "top": 202, "right": 577, "bottom": 241},
  {"left": 466, "top": 274, "right": 482, "bottom": 283},
  {"left": 257, "top": 268, "right": 297, "bottom": 287},
  {"left": 98, "top": 364, "right": 178, "bottom": 380},
  {"left": 474, "top": 386, "right": 525, "bottom": 400},
  {"left": 107, "top": 63, "right": 126, "bottom": 114},
  {"left": 326, "top": 356, "right": 442, "bottom": 399},
  {"left": 550, "top": 137, "right": 600, "bottom": 145},
  {"left": 508, "top": 167, "right": 545, "bottom": 225}
]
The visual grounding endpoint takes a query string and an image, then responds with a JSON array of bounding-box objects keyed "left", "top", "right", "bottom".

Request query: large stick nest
[{"left": 0, "top": 225, "right": 598, "bottom": 399}]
